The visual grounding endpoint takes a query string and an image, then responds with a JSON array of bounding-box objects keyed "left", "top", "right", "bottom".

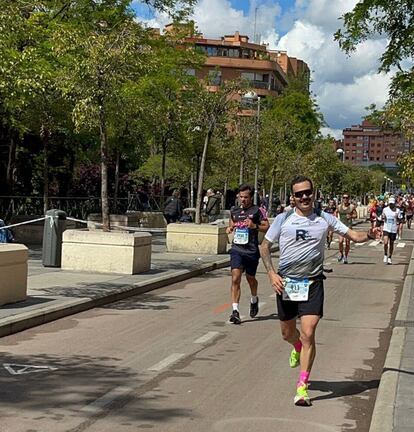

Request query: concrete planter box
[
  {"left": 61, "top": 230, "right": 152, "bottom": 274},
  {"left": 136, "top": 212, "right": 167, "bottom": 228},
  {"left": 0, "top": 244, "right": 28, "bottom": 305},
  {"left": 88, "top": 212, "right": 166, "bottom": 230},
  {"left": 87, "top": 213, "right": 140, "bottom": 230},
  {"left": 167, "top": 223, "right": 228, "bottom": 254}
]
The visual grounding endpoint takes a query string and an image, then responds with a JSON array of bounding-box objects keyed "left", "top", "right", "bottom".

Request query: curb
[
  {"left": 0, "top": 256, "right": 231, "bottom": 338},
  {"left": 368, "top": 242, "right": 414, "bottom": 432}
]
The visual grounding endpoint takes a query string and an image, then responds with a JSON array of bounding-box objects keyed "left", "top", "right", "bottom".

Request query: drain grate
[{"left": 393, "top": 320, "right": 414, "bottom": 327}]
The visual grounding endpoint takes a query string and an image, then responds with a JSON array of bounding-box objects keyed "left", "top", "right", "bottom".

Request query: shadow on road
[{"left": 310, "top": 379, "right": 379, "bottom": 401}]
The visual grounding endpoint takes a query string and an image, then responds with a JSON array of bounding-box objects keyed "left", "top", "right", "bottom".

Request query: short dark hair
[
  {"left": 238, "top": 184, "right": 254, "bottom": 198},
  {"left": 290, "top": 175, "right": 313, "bottom": 192}
]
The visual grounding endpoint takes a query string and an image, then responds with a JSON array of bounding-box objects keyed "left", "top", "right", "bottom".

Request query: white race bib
[
  {"left": 233, "top": 227, "right": 249, "bottom": 245},
  {"left": 385, "top": 218, "right": 396, "bottom": 233},
  {"left": 282, "top": 278, "right": 310, "bottom": 301}
]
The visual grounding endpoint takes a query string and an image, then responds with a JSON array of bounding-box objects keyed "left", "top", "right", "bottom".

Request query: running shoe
[
  {"left": 289, "top": 348, "right": 300, "bottom": 368},
  {"left": 229, "top": 310, "right": 241, "bottom": 324},
  {"left": 343, "top": 256, "right": 348, "bottom": 264},
  {"left": 337, "top": 255, "right": 343, "bottom": 263},
  {"left": 388, "top": 257, "right": 392, "bottom": 265},
  {"left": 249, "top": 298, "right": 259, "bottom": 318},
  {"left": 294, "top": 383, "right": 311, "bottom": 406},
  {"left": 383, "top": 255, "right": 388, "bottom": 263}
]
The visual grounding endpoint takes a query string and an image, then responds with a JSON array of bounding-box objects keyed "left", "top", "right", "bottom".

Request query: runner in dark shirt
[
  {"left": 323, "top": 199, "right": 337, "bottom": 249},
  {"left": 226, "top": 184, "right": 269, "bottom": 324}
]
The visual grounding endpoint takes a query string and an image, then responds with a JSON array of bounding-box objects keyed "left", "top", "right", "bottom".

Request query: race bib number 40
[
  {"left": 233, "top": 227, "right": 249, "bottom": 245},
  {"left": 282, "top": 278, "right": 310, "bottom": 301}
]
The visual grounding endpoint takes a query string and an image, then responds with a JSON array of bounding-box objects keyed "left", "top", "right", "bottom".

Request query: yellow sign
[{"left": 401, "top": 184, "right": 406, "bottom": 191}]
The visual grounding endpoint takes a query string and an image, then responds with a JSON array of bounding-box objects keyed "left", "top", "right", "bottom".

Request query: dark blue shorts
[{"left": 230, "top": 250, "right": 260, "bottom": 276}]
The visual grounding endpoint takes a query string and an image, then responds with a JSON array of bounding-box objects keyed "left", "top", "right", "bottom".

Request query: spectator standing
[
  {"left": 205, "top": 189, "right": 221, "bottom": 222},
  {"left": 164, "top": 190, "right": 183, "bottom": 224},
  {"left": 0, "top": 219, "right": 14, "bottom": 243}
]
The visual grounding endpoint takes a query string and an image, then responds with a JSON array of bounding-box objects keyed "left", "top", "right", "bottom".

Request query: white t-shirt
[
  {"left": 382, "top": 206, "right": 400, "bottom": 234},
  {"left": 265, "top": 209, "right": 349, "bottom": 278}
]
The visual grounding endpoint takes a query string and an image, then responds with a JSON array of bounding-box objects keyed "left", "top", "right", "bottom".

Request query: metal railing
[{"left": 0, "top": 194, "right": 163, "bottom": 220}]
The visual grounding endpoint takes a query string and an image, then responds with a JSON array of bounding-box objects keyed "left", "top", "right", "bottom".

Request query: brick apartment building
[
  {"left": 163, "top": 24, "right": 310, "bottom": 99},
  {"left": 336, "top": 120, "right": 410, "bottom": 168}
]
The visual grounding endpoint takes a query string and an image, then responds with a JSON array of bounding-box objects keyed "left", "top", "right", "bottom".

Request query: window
[
  {"left": 228, "top": 48, "right": 240, "bottom": 58},
  {"left": 208, "top": 70, "right": 221, "bottom": 85},
  {"left": 207, "top": 46, "right": 218, "bottom": 56},
  {"left": 241, "top": 72, "right": 255, "bottom": 81},
  {"left": 242, "top": 49, "right": 251, "bottom": 59},
  {"left": 185, "top": 68, "right": 196, "bottom": 76}
]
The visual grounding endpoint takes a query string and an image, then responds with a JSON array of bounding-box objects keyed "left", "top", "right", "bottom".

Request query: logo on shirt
[{"left": 296, "top": 229, "right": 315, "bottom": 241}]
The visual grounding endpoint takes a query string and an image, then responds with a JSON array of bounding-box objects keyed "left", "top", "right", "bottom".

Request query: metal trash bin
[{"left": 42, "top": 209, "right": 67, "bottom": 267}]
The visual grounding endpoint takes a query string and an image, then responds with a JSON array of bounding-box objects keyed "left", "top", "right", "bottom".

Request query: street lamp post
[
  {"left": 336, "top": 148, "right": 344, "bottom": 162},
  {"left": 242, "top": 91, "right": 261, "bottom": 205}
]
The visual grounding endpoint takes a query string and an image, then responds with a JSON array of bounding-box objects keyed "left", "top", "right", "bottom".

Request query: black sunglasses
[
  {"left": 294, "top": 189, "right": 313, "bottom": 198},
  {"left": 343, "top": 196, "right": 350, "bottom": 199}
]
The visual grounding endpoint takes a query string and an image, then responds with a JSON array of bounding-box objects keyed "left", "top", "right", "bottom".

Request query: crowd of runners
[{"left": 225, "top": 177, "right": 402, "bottom": 407}]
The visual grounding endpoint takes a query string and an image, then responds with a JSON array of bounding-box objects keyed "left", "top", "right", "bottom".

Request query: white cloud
[
  {"left": 317, "top": 73, "right": 391, "bottom": 129},
  {"left": 320, "top": 127, "right": 343, "bottom": 140},
  {"left": 276, "top": 3, "right": 392, "bottom": 130},
  {"left": 136, "top": 0, "right": 280, "bottom": 45},
  {"left": 278, "top": 20, "right": 387, "bottom": 86}
]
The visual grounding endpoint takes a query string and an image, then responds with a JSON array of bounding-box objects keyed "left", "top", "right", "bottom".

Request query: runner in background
[
  {"left": 226, "top": 184, "right": 269, "bottom": 324},
  {"left": 323, "top": 199, "right": 337, "bottom": 249},
  {"left": 336, "top": 194, "right": 357, "bottom": 263}
]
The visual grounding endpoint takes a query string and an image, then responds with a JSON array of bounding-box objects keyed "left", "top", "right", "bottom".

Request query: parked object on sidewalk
[
  {"left": 42, "top": 209, "right": 67, "bottom": 268},
  {"left": 0, "top": 219, "right": 14, "bottom": 243},
  {"left": 0, "top": 244, "right": 28, "bottom": 306}
]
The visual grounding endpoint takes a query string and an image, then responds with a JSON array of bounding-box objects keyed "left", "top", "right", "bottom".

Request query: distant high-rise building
[{"left": 336, "top": 120, "right": 410, "bottom": 167}]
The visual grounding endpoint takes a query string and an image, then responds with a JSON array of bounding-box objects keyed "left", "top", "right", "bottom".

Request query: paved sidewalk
[
  {"left": 369, "top": 229, "right": 414, "bottom": 432},
  {"left": 0, "top": 234, "right": 232, "bottom": 337}
]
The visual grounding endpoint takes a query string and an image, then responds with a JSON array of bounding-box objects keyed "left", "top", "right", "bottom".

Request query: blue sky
[{"left": 132, "top": 0, "right": 391, "bottom": 138}]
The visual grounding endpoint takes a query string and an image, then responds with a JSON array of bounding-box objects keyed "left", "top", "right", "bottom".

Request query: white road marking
[
  {"left": 397, "top": 242, "right": 406, "bottom": 248},
  {"left": 269, "top": 293, "right": 276, "bottom": 298},
  {"left": 369, "top": 241, "right": 380, "bottom": 246},
  {"left": 80, "top": 386, "right": 132, "bottom": 414},
  {"left": 194, "top": 331, "right": 220, "bottom": 344},
  {"left": 3, "top": 363, "right": 58, "bottom": 375},
  {"left": 356, "top": 242, "right": 367, "bottom": 247},
  {"left": 148, "top": 353, "right": 186, "bottom": 371}
]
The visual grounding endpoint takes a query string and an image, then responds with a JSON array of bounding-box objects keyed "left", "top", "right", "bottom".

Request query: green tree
[{"left": 187, "top": 78, "right": 243, "bottom": 223}]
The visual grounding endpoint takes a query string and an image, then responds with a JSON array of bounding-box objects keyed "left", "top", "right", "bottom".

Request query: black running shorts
[
  {"left": 383, "top": 231, "right": 397, "bottom": 241},
  {"left": 276, "top": 279, "right": 324, "bottom": 321},
  {"left": 230, "top": 250, "right": 260, "bottom": 276}
]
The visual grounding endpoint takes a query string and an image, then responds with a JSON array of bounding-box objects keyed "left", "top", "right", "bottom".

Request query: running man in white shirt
[
  {"left": 260, "top": 175, "right": 376, "bottom": 406},
  {"left": 382, "top": 197, "right": 400, "bottom": 265}
]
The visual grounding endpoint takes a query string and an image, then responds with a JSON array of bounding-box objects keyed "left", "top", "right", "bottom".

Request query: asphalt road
[{"left": 0, "top": 234, "right": 411, "bottom": 432}]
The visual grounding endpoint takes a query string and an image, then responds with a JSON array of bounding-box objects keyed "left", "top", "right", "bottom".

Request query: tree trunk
[
  {"left": 195, "top": 128, "right": 213, "bottom": 224},
  {"left": 222, "top": 178, "right": 227, "bottom": 209},
  {"left": 6, "top": 134, "right": 17, "bottom": 194},
  {"left": 99, "top": 102, "right": 110, "bottom": 231},
  {"left": 41, "top": 125, "right": 49, "bottom": 215},
  {"left": 268, "top": 171, "right": 275, "bottom": 216},
  {"left": 160, "top": 138, "right": 167, "bottom": 211},
  {"left": 239, "top": 154, "right": 244, "bottom": 185},
  {"left": 114, "top": 149, "right": 120, "bottom": 213}
]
